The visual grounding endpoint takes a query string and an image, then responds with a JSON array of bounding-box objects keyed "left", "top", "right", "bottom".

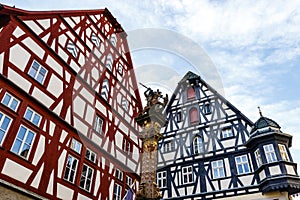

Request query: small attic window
[{"left": 187, "top": 87, "right": 196, "bottom": 100}]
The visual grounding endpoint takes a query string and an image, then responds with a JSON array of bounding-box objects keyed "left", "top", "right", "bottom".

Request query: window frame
[
  {"left": 85, "top": 148, "right": 97, "bottom": 163},
  {"left": 126, "top": 175, "right": 133, "bottom": 186},
  {"left": 1, "top": 92, "right": 20, "bottom": 112},
  {"left": 254, "top": 149, "right": 263, "bottom": 167},
  {"left": 163, "top": 141, "right": 175, "bottom": 153},
  {"left": 94, "top": 115, "right": 103, "bottom": 134},
  {"left": 28, "top": 60, "right": 48, "bottom": 84},
  {"left": 182, "top": 166, "right": 194, "bottom": 184},
  {"left": 189, "top": 107, "right": 199, "bottom": 124},
  {"left": 187, "top": 87, "right": 196, "bottom": 100},
  {"left": 11, "top": 125, "right": 35, "bottom": 159},
  {"left": 235, "top": 155, "right": 251, "bottom": 174},
  {"left": 193, "top": 136, "right": 203, "bottom": 155},
  {"left": 80, "top": 164, "right": 94, "bottom": 192},
  {"left": 157, "top": 171, "right": 167, "bottom": 188},
  {"left": 113, "top": 183, "right": 122, "bottom": 200},
  {"left": 263, "top": 144, "right": 277, "bottom": 163},
  {"left": 63, "top": 154, "right": 79, "bottom": 183},
  {"left": 0, "top": 112, "right": 12, "bottom": 146},
  {"left": 24, "top": 107, "right": 42, "bottom": 127},
  {"left": 278, "top": 144, "right": 289, "bottom": 161},
  {"left": 203, "top": 103, "right": 211, "bottom": 114},
  {"left": 212, "top": 160, "right": 225, "bottom": 179},
  {"left": 221, "top": 126, "right": 234, "bottom": 139},
  {"left": 70, "top": 138, "right": 82, "bottom": 154},
  {"left": 115, "top": 168, "right": 123, "bottom": 181}
]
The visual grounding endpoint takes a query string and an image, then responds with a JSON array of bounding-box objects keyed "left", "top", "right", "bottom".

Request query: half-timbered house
[
  {"left": 157, "top": 71, "right": 300, "bottom": 200},
  {"left": 0, "top": 4, "right": 142, "bottom": 200}
]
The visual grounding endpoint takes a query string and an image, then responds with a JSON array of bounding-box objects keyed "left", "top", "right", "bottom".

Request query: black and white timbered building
[{"left": 157, "top": 71, "right": 300, "bottom": 200}]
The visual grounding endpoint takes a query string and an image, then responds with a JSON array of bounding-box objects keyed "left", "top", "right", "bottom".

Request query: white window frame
[
  {"left": 85, "top": 148, "right": 96, "bottom": 163},
  {"left": 94, "top": 115, "right": 103, "bottom": 133},
  {"left": 71, "top": 138, "right": 82, "bottom": 154},
  {"left": 235, "top": 155, "right": 251, "bottom": 174},
  {"left": 11, "top": 125, "right": 35, "bottom": 159},
  {"left": 221, "top": 127, "right": 234, "bottom": 139},
  {"left": 115, "top": 169, "right": 123, "bottom": 181},
  {"left": 1, "top": 92, "right": 20, "bottom": 112},
  {"left": 278, "top": 144, "right": 289, "bottom": 161},
  {"left": 157, "top": 171, "right": 167, "bottom": 188},
  {"left": 182, "top": 166, "right": 193, "bottom": 184},
  {"left": 0, "top": 112, "right": 12, "bottom": 145},
  {"left": 193, "top": 136, "right": 203, "bottom": 154},
  {"left": 80, "top": 164, "right": 94, "bottom": 192},
  {"left": 122, "top": 98, "right": 129, "bottom": 111},
  {"left": 264, "top": 144, "right": 277, "bottom": 163},
  {"left": 28, "top": 60, "right": 48, "bottom": 84},
  {"left": 163, "top": 141, "right": 174, "bottom": 153},
  {"left": 24, "top": 107, "right": 42, "bottom": 126},
  {"left": 255, "top": 149, "right": 263, "bottom": 167},
  {"left": 63, "top": 155, "right": 78, "bottom": 183},
  {"left": 91, "top": 33, "right": 100, "bottom": 47},
  {"left": 126, "top": 175, "right": 133, "bottom": 186},
  {"left": 113, "top": 183, "right": 122, "bottom": 200},
  {"left": 212, "top": 160, "right": 225, "bottom": 179},
  {"left": 67, "top": 41, "right": 78, "bottom": 58}
]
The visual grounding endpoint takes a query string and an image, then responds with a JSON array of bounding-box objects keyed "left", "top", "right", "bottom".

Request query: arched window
[
  {"left": 187, "top": 87, "right": 196, "bottom": 100},
  {"left": 193, "top": 136, "right": 203, "bottom": 154},
  {"left": 106, "top": 54, "right": 113, "bottom": 71},
  {"left": 101, "top": 79, "right": 109, "bottom": 101},
  {"left": 110, "top": 33, "right": 117, "bottom": 47},
  {"left": 189, "top": 107, "right": 198, "bottom": 124}
]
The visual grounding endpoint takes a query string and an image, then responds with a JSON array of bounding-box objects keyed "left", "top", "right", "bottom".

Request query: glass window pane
[
  {"left": 32, "top": 114, "right": 40, "bottom": 125},
  {"left": 2, "top": 94, "right": 11, "bottom": 106},
  {"left": 25, "top": 109, "right": 33, "bottom": 120}
]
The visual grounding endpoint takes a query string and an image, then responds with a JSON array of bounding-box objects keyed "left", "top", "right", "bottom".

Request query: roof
[{"left": 250, "top": 116, "right": 281, "bottom": 135}]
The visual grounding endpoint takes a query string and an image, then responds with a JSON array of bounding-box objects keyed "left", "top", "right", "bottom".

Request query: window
[
  {"left": 278, "top": 144, "right": 289, "bottom": 161},
  {"left": 113, "top": 183, "right": 122, "bottom": 200},
  {"left": 212, "top": 160, "right": 225, "bottom": 179},
  {"left": 182, "top": 166, "right": 193, "bottom": 184},
  {"left": 255, "top": 149, "right": 263, "bottom": 167},
  {"left": 28, "top": 60, "right": 47, "bottom": 84},
  {"left": 110, "top": 34, "right": 117, "bottom": 46},
  {"left": 221, "top": 127, "right": 234, "bottom": 139},
  {"left": 101, "top": 79, "right": 110, "bottom": 101},
  {"left": 63, "top": 155, "right": 78, "bottom": 183},
  {"left": 235, "top": 155, "right": 250, "bottom": 174},
  {"left": 85, "top": 148, "right": 96, "bottom": 163},
  {"left": 106, "top": 54, "right": 113, "bottom": 71},
  {"left": 163, "top": 141, "right": 175, "bottom": 153},
  {"left": 71, "top": 138, "right": 82, "bottom": 154},
  {"left": 122, "top": 98, "right": 129, "bottom": 111},
  {"left": 94, "top": 115, "right": 103, "bottom": 133},
  {"left": 24, "top": 107, "right": 41, "bottom": 126},
  {"left": 67, "top": 41, "right": 78, "bottom": 58},
  {"left": 187, "top": 87, "right": 196, "bottom": 100},
  {"left": 123, "top": 138, "right": 132, "bottom": 153},
  {"left": 126, "top": 175, "right": 133, "bottom": 186},
  {"left": 1, "top": 92, "right": 20, "bottom": 111},
  {"left": 115, "top": 169, "right": 123, "bottom": 181},
  {"left": 189, "top": 107, "right": 199, "bottom": 124},
  {"left": 203, "top": 103, "right": 211, "bottom": 114},
  {"left": 80, "top": 164, "right": 94, "bottom": 192},
  {"left": 91, "top": 33, "right": 100, "bottom": 47},
  {"left": 193, "top": 136, "right": 203, "bottom": 154},
  {"left": 176, "top": 111, "right": 182, "bottom": 122},
  {"left": 0, "top": 112, "right": 12, "bottom": 145},
  {"left": 264, "top": 144, "right": 277, "bottom": 163},
  {"left": 11, "top": 125, "right": 35, "bottom": 159},
  {"left": 157, "top": 171, "right": 167, "bottom": 188},
  {"left": 117, "top": 63, "right": 123, "bottom": 76}
]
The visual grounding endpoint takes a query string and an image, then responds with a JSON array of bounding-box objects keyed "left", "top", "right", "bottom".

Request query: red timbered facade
[{"left": 0, "top": 4, "right": 142, "bottom": 200}]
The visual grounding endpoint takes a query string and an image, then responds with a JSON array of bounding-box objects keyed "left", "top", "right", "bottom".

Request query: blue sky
[{"left": 1, "top": 0, "right": 300, "bottom": 194}]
